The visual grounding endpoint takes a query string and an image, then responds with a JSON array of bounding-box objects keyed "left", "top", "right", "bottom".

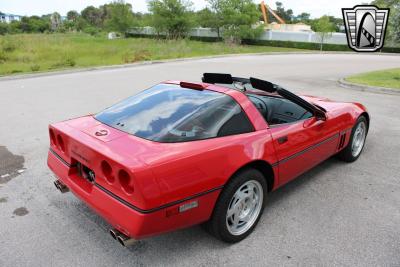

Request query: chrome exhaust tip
[
  {"left": 54, "top": 180, "right": 69, "bottom": 193},
  {"left": 109, "top": 229, "right": 120, "bottom": 240},
  {"left": 116, "top": 234, "right": 137, "bottom": 247}
]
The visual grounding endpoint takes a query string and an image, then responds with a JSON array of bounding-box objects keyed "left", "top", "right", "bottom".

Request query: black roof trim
[
  {"left": 202, "top": 73, "right": 233, "bottom": 84},
  {"left": 249, "top": 77, "right": 276, "bottom": 93}
]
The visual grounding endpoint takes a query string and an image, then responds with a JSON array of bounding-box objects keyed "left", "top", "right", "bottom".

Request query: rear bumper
[{"left": 47, "top": 150, "right": 221, "bottom": 239}]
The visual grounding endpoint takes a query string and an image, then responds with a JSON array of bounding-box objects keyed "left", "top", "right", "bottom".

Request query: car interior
[
  {"left": 247, "top": 94, "right": 313, "bottom": 125},
  {"left": 203, "top": 73, "right": 323, "bottom": 126}
]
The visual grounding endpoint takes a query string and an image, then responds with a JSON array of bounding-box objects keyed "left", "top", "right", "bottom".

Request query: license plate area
[{"left": 76, "top": 162, "right": 96, "bottom": 183}]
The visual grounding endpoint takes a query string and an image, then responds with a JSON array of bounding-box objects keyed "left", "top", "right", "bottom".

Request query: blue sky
[{"left": 1, "top": 0, "right": 363, "bottom": 18}]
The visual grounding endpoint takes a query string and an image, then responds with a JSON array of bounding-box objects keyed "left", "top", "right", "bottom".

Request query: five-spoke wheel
[
  {"left": 226, "top": 180, "right": 263, "bottom": 236},
  {"left": 204, "top": 168, "right": 267, "bottom": 243},
  {"left": 337, "top": 115, "right": 369, "bottom": 162}
]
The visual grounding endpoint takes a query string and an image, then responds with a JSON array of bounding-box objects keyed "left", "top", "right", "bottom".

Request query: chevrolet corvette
[{"left": 48, "top": 73, "right": 369, "bottom": 245}]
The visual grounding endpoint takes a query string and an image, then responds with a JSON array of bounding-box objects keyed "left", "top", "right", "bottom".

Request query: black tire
[
  {"left": 337, "top": 116, "right": 368, "bottom": 162},
  {"left": 204, "top": 168, "right": 267, "bottom": 243}
]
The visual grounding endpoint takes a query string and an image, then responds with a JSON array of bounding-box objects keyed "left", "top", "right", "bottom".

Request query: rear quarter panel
[{"left": 145, "top": 130, "right": 278, "bottom": 205}]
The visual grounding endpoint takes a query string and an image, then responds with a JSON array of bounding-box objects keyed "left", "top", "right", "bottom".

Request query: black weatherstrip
[
  {"left": 49, "top": 148, "right": 75, "bottom": 167},
  {"left": 271, "top": 133, "right": 340, "bottom": 167}
]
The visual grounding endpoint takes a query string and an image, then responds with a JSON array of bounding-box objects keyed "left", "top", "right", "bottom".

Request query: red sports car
[{"left": 48, "top": 73, "right": 369, "bottom": 245}]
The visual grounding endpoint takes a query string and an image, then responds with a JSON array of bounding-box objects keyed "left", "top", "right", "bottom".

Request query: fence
[{"left": 128, "top": 27, "right": 348, "bottom": 45}]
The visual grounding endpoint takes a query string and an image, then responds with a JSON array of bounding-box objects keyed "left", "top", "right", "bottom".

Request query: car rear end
[
  {"left": 47, "top": 81, "right": 254, "bottom": 241},
  {"left": 47, "top": 116, "right": 218, "bottom": 241}
]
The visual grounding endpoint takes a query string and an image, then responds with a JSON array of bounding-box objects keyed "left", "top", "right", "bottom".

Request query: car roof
[{"left": 163, "top": 80, "right": 276, "bottom": 95}]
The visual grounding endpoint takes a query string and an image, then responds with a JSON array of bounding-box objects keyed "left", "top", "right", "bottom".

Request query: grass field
[
  {"left": 0, "top": 33, "right": 305, "bottom": 76},
  {"left": 346, "top": 68, "right": 400, "bottom": 89}
]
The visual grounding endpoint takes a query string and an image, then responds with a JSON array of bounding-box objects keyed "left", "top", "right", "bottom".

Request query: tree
[
  {"left": 81, "top": 6, "right": 104, "bottom": 27},
  {"left": 104, "top": 1, "right": 135, "bottom": 35},
  {"left": 50, "top": 12, "right": 62, "bottom": 31},
  {"left": 148, "top": 0, "right": 193, "bottom": 39},
  {"left": 0, "top": 22, "right": 8, "bottom": 35},
  {"left": 196, "top": 8, "right": 222, "bottom": 37},
  {"left": 67, "top": 10, "right": 80, "bottom": 22},
  {"left": 275, "top": 1, "right": 293, "bottom": 23},
  {"left": 313, "top": 15, "right": 336, "bottom": 51},
  {"left": 18, "top": 16, "right": 50, "bottom": 33},
  {"left": 372, "top": 0, "right": 400, "bottom": 46},
  {"left": 203, "top": 0, "right": 224, "bottom": 37},
  {"left": 134, "top": 13, "right": 153, "bottom": 27},
  {"left": 8, "top": 20, "right": 22, "bottom": 33},
  {"left": 294, "top": 12, "right": 311, "bottom": 23},
  {"left": 218, "top": 0, "right": 263, "bottom": 44},
  {"left": 393, "top": 8, "right": 400, "bottom": 45}
]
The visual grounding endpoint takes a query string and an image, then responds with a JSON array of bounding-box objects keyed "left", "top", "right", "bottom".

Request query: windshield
[{"left": 95, "top": 84, "right": 254, "bottom": 143}]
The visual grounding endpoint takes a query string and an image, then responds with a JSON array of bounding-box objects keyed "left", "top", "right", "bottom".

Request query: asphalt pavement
[{"left": 0, "top": 53, "right": 399, "bottom": 266}]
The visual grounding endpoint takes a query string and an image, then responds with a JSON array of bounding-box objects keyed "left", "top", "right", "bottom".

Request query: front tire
[
  {"left": 337, "top": 116, "right": 368, "bottom": 162},
  {"left": 205, "top": 168, "right": 267, "bottom": 243}
]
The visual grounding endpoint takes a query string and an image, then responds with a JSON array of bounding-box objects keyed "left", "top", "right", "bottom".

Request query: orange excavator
[{"left": 260, "top": 1, "right": 286, "bottom": 24}]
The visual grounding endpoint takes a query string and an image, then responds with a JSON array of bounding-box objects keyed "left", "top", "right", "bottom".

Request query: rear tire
[
  {"left": 337, "top": 116, "right": 368, "bottom": 162},
  {"left": 204, "top": 168, "right": 267, "bottom": 243}
]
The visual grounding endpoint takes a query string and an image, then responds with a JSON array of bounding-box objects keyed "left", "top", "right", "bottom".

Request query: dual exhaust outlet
[
  {"left": 54, "top": 180, "right": 136, "bottom": 247},
  {"left": 110, "top": 228, "right": 137, "bottom": 247},
  {"left": 54, "top": 180, "right": 69, "bottom": 193}
]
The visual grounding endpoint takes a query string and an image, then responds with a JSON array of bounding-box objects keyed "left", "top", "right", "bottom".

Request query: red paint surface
[{"left": 48, "top": 81, "right": 368, "bottom": 239}]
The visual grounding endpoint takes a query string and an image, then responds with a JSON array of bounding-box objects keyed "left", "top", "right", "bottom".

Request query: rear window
[{"left": 95, "top": 84, "right": 254, "bottom": 143}]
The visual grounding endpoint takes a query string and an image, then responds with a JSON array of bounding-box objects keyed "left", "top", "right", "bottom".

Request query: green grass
[
  {"left": 0, "top": 33, "right": 305, "bottom": 76},
  {"left": 346, "top": 68, "right": 400, "bottom": 89}
]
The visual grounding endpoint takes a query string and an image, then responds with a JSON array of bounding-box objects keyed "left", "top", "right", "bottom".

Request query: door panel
[{"left": 269, "top": 117, "right": 339, "bottom": 187}]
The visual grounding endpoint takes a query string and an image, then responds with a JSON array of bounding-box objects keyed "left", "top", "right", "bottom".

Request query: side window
[
  {"left": 247, "top": 94, "right": 313, "bottom": 125},
  {"left": 217, "top": 106, "right": 254, "bottom": 137},
  {"left": 272, "top": 100, "right": 313, "bottom": 124}
]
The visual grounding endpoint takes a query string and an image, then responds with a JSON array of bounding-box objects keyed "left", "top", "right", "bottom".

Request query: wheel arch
[
  {"left": 360, "top": 112, "right": 370, "bottom": 130},
  {"left": 227, "top": 160, "right": 275, "bottom": 192}
]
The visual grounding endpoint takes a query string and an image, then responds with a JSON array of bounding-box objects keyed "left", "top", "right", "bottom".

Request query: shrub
[
  {"left": 50, "top": 58, "right": 76, "bottom": 69},
  {"left": 123, "top": 50, "right": 152, "bottom": 63},
  {"left": 30, "top": 64, "right": 40, "bottom": 72},
  {"left": 133, "top": 50, "right": 152, "bottom": 61},
  {"left": 0, "top": 51, "right": 8, "bottom": 63},
  {"left": 242, "top": 39, "right": 352, "bottom": 51},
  {"left": 65, "top": 58, "right": 76, "bottom": 67},
  {"left": 0, "top": 22, "right": 9, "bottom": 35},
  {"left": 1, "top": 39, "right": 18, "bottom": 52},
  {"left": 83, "top": 26, "right": 99, "bottom": 36}
]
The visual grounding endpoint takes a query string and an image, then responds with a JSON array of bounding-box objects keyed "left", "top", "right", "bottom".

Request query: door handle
[{"left": 277, "top": 136, "right": 288, "bottom": 144}]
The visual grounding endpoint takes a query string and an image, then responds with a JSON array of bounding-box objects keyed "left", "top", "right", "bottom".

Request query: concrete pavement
[{"left": 0, "top": 53, "right": 399, "bottom": 266}]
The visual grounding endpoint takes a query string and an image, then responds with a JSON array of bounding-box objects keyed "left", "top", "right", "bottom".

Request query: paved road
[{"left": 0, "top": 54, "right": 399, "bottom": 267}]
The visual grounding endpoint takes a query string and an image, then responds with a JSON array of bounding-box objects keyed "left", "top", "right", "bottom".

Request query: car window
[
  {"left": 247, "top": 94, "right": 313, "bottom": 125},
  {"left": 95, "top": 84, "right": 254, "bottom": 143}
]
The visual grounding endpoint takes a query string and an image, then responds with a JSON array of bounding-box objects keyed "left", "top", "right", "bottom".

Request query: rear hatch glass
[{"left": 95, "top": 84, "right": 253, "bottom": 143}]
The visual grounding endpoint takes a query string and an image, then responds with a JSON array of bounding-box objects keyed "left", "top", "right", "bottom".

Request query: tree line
[{"left": 0, "top": 0, "right": 398, "bottom": 45}]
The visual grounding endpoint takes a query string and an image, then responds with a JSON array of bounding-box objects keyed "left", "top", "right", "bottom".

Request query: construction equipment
[{"left": 260, "top": 1, "right": 286, "bottom": 24}]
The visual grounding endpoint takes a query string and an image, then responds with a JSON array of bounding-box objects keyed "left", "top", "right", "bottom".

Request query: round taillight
[
  {"left": 57, "top": 135, "right": 65, "bottom": 152},
  {"left": 49, "top": 129, "right": 56, "bottom": 145},
  {"left": 101, "top": 161, "right": 114, "bottom": 183},
  {"left": 118, "top": 169, "right": 134, "bottom": 194}
]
